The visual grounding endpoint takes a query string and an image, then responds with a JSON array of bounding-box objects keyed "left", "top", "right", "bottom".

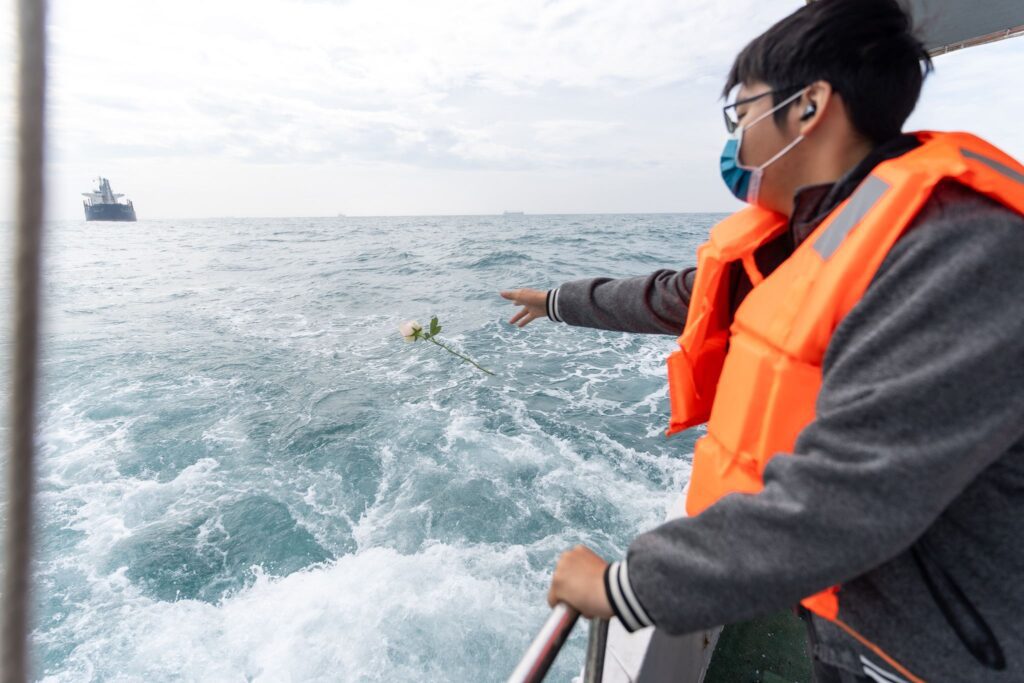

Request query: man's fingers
[
  {"left": 517, "top": 312, "right": 539, "bottom": 328},
  {"left": 502, "top": 289, "right": 545, "bottom": 327},
  {"left": 509, "top": 308, "right": 542, "bottom": 328}
]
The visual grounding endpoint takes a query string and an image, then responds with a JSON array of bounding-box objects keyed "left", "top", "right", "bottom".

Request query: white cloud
[
  {"left": 531, "top": 119, "right": 624, "bottom": 148},
  {"left": 1, "top": 0, "right": 1022, "bottom": 218},
  {"left": 37, "top": 0, "right": 784, "bottom": 166},
  {"left": 906, "top": 37, "right": 1024, "bottom": 156}
]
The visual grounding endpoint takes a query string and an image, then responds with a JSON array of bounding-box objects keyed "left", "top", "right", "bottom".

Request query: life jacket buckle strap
[{"left": 740, "top": 253, "right": 764, "bottom": 287}]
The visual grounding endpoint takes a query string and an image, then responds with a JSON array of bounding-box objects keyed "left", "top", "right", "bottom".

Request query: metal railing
[
  {"left": 507, "top": 604, "right": 608, "bottom": 683},
  {"left": 584, "top": 617, "right": 609, "bottom": 683},
  {"left": 3, "top": 1, "right": 47, "bottom": 682}
]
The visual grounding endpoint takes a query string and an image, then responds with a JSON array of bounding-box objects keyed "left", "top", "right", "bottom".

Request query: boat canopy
[{"left": 807, "top": 0, "right": 1024, "bottom": 56}]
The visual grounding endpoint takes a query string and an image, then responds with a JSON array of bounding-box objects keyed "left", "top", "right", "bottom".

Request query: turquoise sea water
[{"left": 23, "top": 213, "right": 719, "bottom": 681}]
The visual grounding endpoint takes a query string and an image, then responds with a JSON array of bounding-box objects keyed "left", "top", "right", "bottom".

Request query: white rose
[{"left": 399, "top": 320, "right": 423, "bottom": 342}]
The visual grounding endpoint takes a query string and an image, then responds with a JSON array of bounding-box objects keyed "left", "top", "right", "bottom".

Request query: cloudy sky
[{"left": 1, "top": 0, "right": 1023, "bottom": 219}]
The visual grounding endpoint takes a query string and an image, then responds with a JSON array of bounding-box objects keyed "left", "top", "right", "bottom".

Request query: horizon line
[{"left": 42, "top": 209, "right": 736, "bottom": 222}]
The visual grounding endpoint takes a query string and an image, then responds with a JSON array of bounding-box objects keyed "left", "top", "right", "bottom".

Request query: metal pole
[
  {"left": 3, "top": 0, "right": 47, "bottom": 681},
  {"left": 507, "top": 603, "right": 580, "bottom": 683},
  {"left": 583, "top": 618, "right": 609, "bottom": 683}
]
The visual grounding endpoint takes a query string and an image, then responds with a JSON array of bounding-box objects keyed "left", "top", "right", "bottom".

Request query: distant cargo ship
[
  {"left": 82, "top": 177, "right": 136, "bottom": 221},
  {"left": 502, "top": 211, "right": 524, "bottom": 216}
]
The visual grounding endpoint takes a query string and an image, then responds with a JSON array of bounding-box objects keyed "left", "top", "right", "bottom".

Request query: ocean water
[{"left": 19, "top": 213, "right": 720, "bottom": 681}]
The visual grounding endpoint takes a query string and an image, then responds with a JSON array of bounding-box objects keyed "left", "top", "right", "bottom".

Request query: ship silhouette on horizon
[{"left": 82, "top": 177, "right": 136, "bottom": 222}]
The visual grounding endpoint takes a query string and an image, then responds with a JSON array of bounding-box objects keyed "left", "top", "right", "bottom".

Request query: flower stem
[{"left": 426, "top": 336, "right": 495, "bottom": 376}]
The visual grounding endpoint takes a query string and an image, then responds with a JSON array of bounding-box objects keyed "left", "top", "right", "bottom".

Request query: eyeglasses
[
  {"left": 722, "top": 90, "right": 771, "bottom": 133},
  {"left": 722, "top": 88, "right": 800, "bottom": 134}
]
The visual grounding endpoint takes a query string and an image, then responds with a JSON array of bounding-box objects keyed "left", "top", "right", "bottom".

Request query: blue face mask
[{"left": 720, "top": 88, "right": 809, "bottom": 205}]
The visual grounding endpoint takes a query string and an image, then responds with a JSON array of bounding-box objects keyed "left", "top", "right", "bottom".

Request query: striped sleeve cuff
[
  {"left": 546, "top": 288, "right": 563, "bottom": 322},
  {"left": 604, "top": 559, "right": 654, "bottom": 632}
]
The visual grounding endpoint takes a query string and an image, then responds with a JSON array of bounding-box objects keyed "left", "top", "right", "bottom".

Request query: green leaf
[{"left": 430, "top": 316, "right": 441, "bottom": 336}]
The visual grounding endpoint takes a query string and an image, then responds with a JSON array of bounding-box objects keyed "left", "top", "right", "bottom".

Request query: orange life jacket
[{"left": 666, "top": 131, "right": 1024, "bottom": 681}]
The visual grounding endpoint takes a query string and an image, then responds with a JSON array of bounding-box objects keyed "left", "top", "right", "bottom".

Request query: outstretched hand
[{"left": 500, "top": 288, "right": 548, "bottom": 328}]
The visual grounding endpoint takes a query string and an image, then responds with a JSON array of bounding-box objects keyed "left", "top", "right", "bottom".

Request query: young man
[{"left": 500, "top": 0, "right": 1024, "bottom": 680}]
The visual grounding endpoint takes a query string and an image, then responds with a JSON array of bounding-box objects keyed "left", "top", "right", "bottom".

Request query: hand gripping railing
[{"left": 507, "top": 604, "right": 609, "bottom": 683}]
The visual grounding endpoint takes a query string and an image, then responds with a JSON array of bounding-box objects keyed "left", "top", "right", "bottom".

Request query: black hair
[{"left": 723, "top": 0, "right": 933, "bottom": 143}]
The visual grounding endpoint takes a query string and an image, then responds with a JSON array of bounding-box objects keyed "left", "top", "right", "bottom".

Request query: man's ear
[{"left": 797, "top": 80, "right": 832, "bottom": 135}]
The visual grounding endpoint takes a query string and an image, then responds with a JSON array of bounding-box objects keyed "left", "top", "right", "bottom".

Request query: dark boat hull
[{"left": 84, "top": 203, "right": 136, "bottom": 222}]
